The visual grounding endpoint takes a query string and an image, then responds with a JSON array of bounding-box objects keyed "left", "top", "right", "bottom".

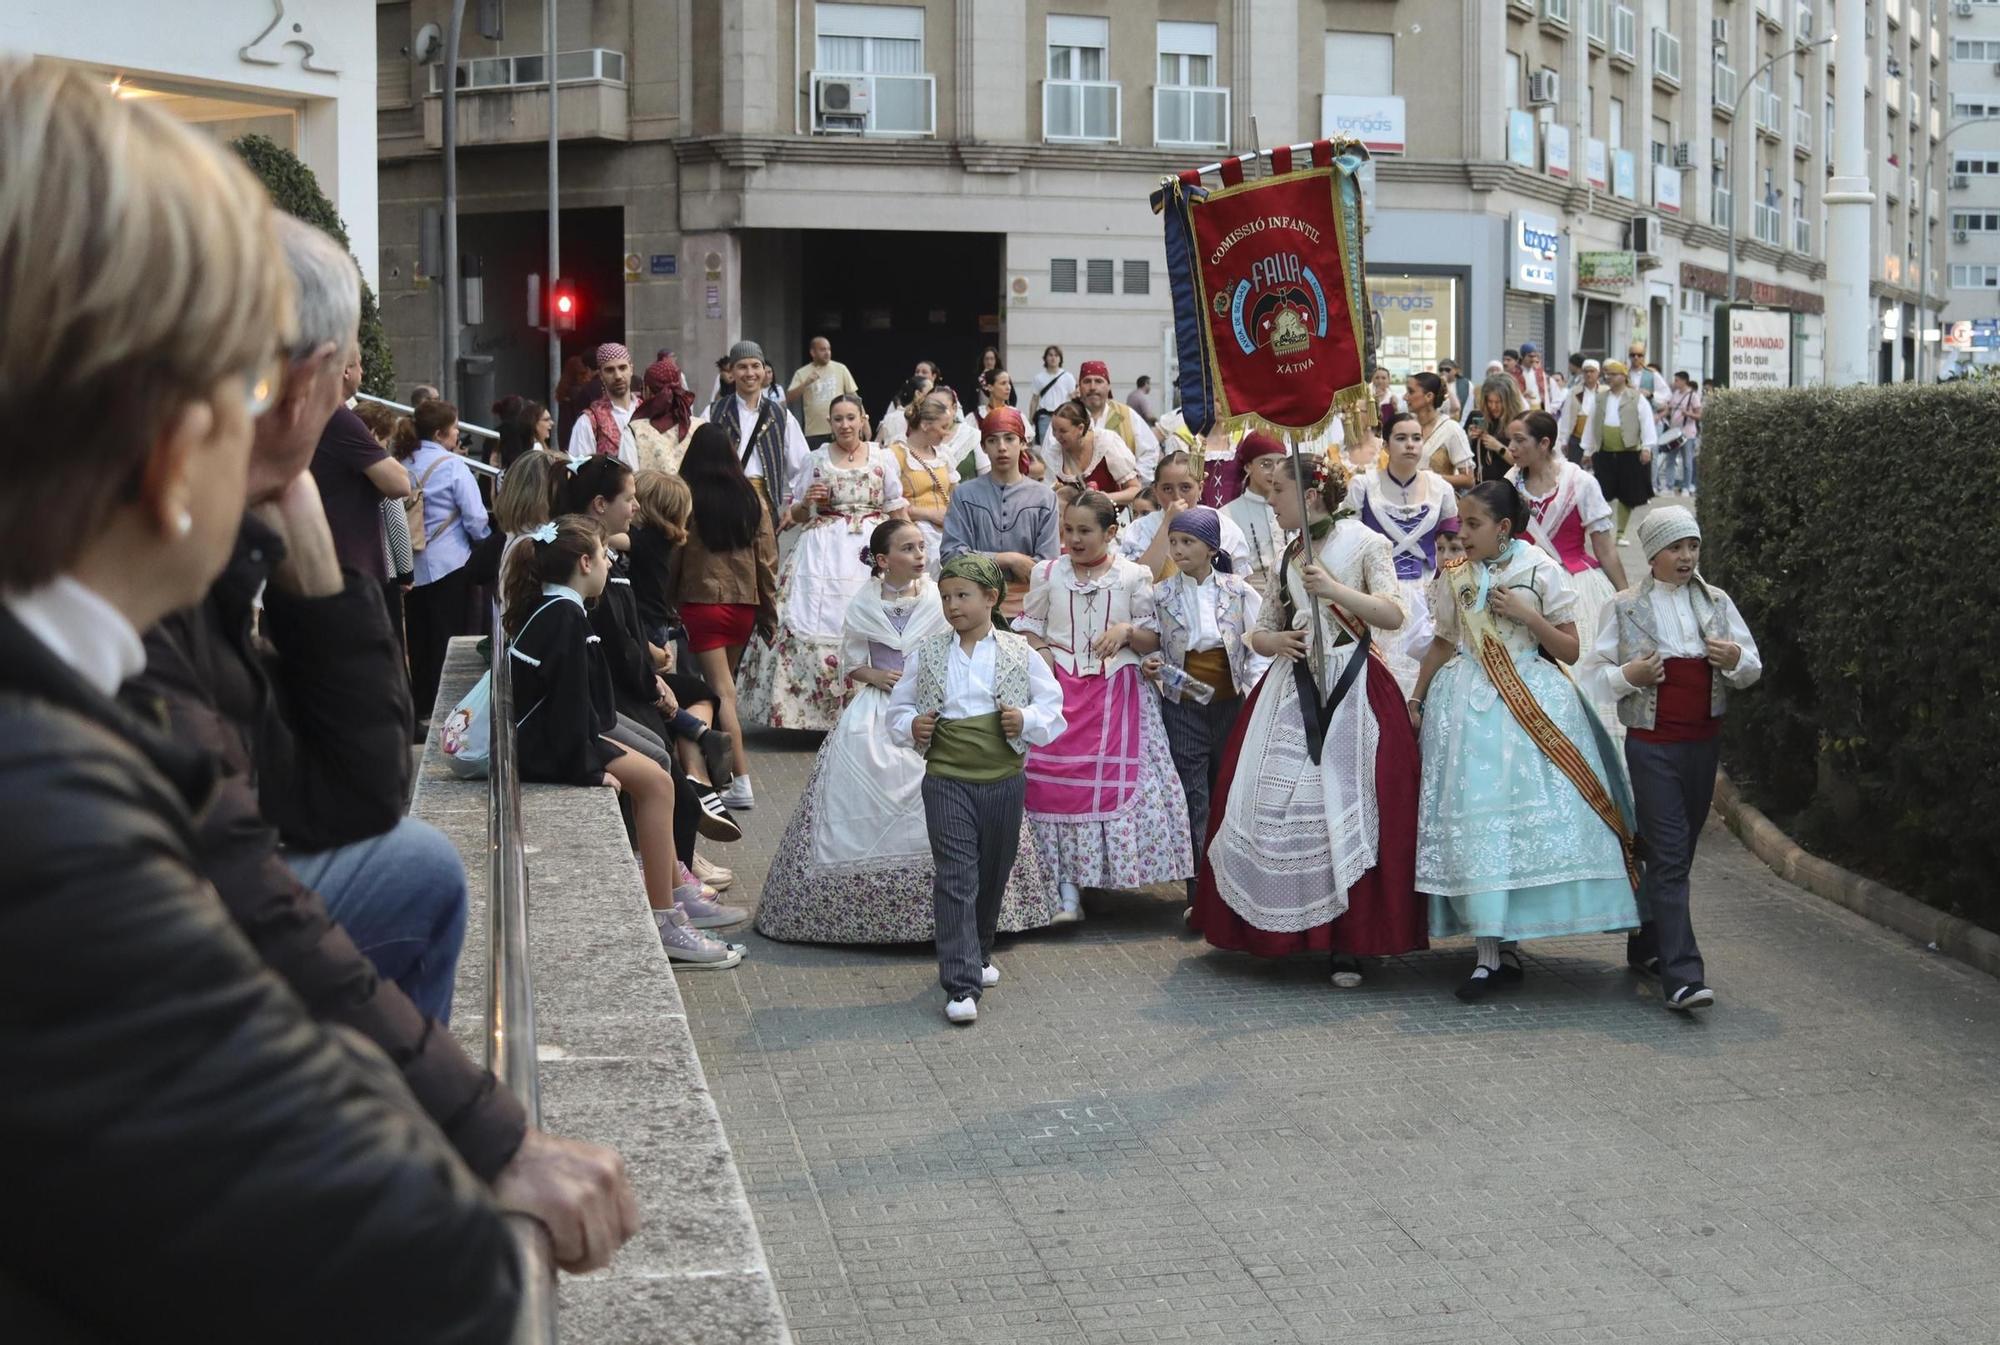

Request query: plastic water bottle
[{"left": 1156, "top": 663, "right": 1216, "bottom": 706}]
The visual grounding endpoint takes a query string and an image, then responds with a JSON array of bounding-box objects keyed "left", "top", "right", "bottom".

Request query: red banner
[{"left": 1181, "top": 167, "right": 1368, "bottom": 437}]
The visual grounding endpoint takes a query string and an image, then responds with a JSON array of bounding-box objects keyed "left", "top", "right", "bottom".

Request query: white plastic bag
[{"left": 440, "top": 671, "right": 492, "bottom": 779}]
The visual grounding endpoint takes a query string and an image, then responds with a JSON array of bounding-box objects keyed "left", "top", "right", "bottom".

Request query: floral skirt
[
  {"left": 737, "top": 512, "right": 882, "bottom": 731},
  {"left": 1027, "top": 670, "right": 1194, "bottom": 889},
  {"left": 755, "top": 730, "right": 1060, "bottom": 944}
]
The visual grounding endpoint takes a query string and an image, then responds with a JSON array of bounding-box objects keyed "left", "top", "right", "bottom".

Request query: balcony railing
[
  {"left": 1794, "top": 216, "right": 1813, "bottom": 252},
  {"left": 1712, "top": 186, "right": 1734, "bottom": 228},
  {"left": 427, "top": 47, "right": 625, "bottom": 94},
  {"left": 1756, "top": 87, "right": 1782, "bottom": 137},
  {"left": 1043, "top": 79, "right": 1121, "bottom": 142},
  {"left": 810, "top": 71, "right": 936, "bottom": 136},
  {"left": 1586, "top": 0, "right": 1610, "bottom": 48},
  {"left": 1886, "top": 75, "right": 1904, "bottom": 116},
  {"left": 1154, "top": 84, "right": 1228, "bottom": 148},
  {"left": 1612, "top": 5, "right": 1639, "bottom": 64},
  {"left": 1793, "top": 107, "right": 1812, "bottom": 154},
  {"left": 1714, "top": 61, "right": 1738, "bottom": 113},
  {"left": 1754, "top": 201, "right": 1784, "bottom": 244},
  {"left": 1652, "top": 27, "right": 1682, "bottom": 87}
]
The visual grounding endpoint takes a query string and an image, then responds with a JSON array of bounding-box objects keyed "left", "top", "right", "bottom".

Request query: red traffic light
[
  {"left": 555, "top": 293, "right": 574, "bottom": 315},
  {"left": 552, "top": 285, "right": 577, "bottom": 331}
]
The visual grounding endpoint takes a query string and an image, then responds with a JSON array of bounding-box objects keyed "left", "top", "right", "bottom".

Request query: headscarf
[
  {"left": 1637, "top": 504, "right": 1701, "bottom": 559},
  {"left": 636, "top": 354, "right": 694, "bottom": 436},
  {"left": 594, "top": 342, "right": 632, "bottom": 367},
  {"left": 939, "top": 552, "right": 1010, "bottom": 629},
  {"left": 1233, "top": 429, "right": 1285, "bottom": 467},
  {"left": 977, "top": 405, "right": 1026, "bottom": 439},
  {"left": 1078, "top": 359, "right": 1110, "bottom": 382},
  {"left": 1602, "top": 358, "right": 1629, "bottom": 377},
  {"left": 1167, "top": 506, "right": 1231, "bottom": 572}
]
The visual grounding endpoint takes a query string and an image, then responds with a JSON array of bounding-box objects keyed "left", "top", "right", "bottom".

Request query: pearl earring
[{"left": 175, "top": 510, "right": 194, "bottom": 538}]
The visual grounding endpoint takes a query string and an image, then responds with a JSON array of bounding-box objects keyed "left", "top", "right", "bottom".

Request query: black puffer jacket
[
  {"left": 129, "top": 516, "right": 526, "bottom": 1180},
  {"left": 0, "top": 605, "right": 519, "bottom": 1342}
]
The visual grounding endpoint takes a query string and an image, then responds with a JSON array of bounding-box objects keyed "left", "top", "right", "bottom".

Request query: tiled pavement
[{"left": 675, "top": 717, "right": 2000, "bottom": 1345}]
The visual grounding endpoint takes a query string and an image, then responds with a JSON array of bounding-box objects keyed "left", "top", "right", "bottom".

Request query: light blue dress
[{"left": 1417, "top": 543, "right": 1641, "bottom": 940}]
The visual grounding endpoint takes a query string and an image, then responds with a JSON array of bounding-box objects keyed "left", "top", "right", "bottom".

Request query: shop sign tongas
[{"left": 1509, "top": 210, "right": 1560, "bottom": 296}]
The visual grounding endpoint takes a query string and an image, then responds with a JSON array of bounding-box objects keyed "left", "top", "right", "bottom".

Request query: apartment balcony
[
  {"left": 1933, "top": 107, "right": 1943, "bottom": 140},
  {"left": 1931, "top": 187, "right": 1941, "bottom": 219},
  {"left": 1931, "top": 27, "right": 1942, "bottom": 65},
  {"left": 1712, "top": 186, "right": 1734, "bottom": 228},
  {"left": 1154, "top": 85, "right": 1228, "bottom": 149},
  {"left": 1653, "top": 28, "right": 1683, "bottom": 89},
  {"left": 1043, "top": 79, "right": 1121, "bottom": 143},
  {"left": 1794, "top": 107, "right": 1813, "bottom": 156},
  {"left": 1754, "top": 201, "right": 1784, "bottom": 244},
  {"left": 1886, "top": 75, "right": 1903, "bottom": 116},
  {"left": 1885, "top": 0, "right": 1901, "bottom": 27},
  {"left": 1714, "top": 61, "right": 1738, "bottom": 116},
  {"left": 1794, "top": 216, "right": 1813, "bottom": 252},
  {"left": 421, "top": 48, "right": 627, "bottom": 149},
  {"left": 1508, "top": 0, "right": 1536, "bottom": 17},
  {"left": 1612, "top": 5, "right": 1639, "bottom": 66},
  {"left": 1755, "top": 88, "right": 1783, "bottom": 139},
  {"left": 810, "top": 71, "right": 936, "bottom": 137},
  {"left": 1586, "top": 0, "right": 1610, "bottom": 49}
]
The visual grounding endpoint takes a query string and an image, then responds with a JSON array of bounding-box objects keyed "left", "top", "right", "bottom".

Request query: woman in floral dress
[
  {"left": 738, "top": 395, "right": 909, "bottom": 730},
  {"left": 756, "top": 520, "right": 1059, "bottom": 943}
]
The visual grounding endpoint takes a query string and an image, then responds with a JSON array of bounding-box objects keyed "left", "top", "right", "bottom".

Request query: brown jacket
[{"left": 670, "top": 493, "right": 779, "bottom": 638}]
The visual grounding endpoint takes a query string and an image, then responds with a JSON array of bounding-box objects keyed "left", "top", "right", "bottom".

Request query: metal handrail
[
  {"left": 354, "top": 392, "right": 503, "bottom": 477},
  {"left": 487, "top": 616, "right": 559, "bottom": 1341}
]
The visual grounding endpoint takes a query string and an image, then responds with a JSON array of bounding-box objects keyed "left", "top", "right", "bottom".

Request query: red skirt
[
  {"left": 1191, "top": 653, "right": 1427, "bottom": 958},
  {"left": 682, "top": 602, "right": 756, "bottom": 652}
]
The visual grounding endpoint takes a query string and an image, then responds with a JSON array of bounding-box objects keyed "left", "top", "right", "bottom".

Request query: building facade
[
  {"left": 1943, "top": 0, "right": 2000, "bottom": 373},
  {"left": 374, "top": 0, "right": 1948, "bottom": 409},
  {"left": 12, "top": 0, "right": 380, "bottom": 286}
]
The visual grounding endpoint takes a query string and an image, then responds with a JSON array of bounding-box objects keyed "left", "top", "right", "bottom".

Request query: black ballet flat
[{"left": 1455, "top": 961, "right": 1520, "bottom": 1002}]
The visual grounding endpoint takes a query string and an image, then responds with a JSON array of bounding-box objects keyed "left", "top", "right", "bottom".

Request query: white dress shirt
[
  {"left": 1186, "top": 572, "right": 1225, "bottom": 651},
  {"left": 1578, "top": 579, "right": 1763, "bottom": 704},
  {"left": 566, "top": 398, "right": 637, "bottom": 468},
  {"left": 1116, "top": 507, "right": 1254, "bottom": 577},
  {"left": 1579, "top": 387, "right": 1661, "bottom": 454},
  {"left": 3, "top": 574, "right": 145, "bottom": 697},
  {"left": 884, "top": 632, "right": 1068, "bottom": 748},
  {"left": 730, "top": 393, "right": 811, "bottom": 500},
  {"left": 1221, "top": 488, "right": 1283, "bottom": 581}
]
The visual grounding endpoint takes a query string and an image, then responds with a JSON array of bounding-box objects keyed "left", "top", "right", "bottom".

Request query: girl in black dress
[{"left": 503, "top": 516, "right": 746, "bottom": 969}]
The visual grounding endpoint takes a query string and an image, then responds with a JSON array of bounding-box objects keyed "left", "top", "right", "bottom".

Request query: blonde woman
[
  {"left": 1467, "top": 374, "right": 1526, "bottom": 484},
  {"left": 892, "top": 393, "right": 961, "bottom": 576}
]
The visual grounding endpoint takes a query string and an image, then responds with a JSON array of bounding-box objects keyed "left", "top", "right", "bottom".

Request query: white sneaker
[
  {"left": 656, "top": 907, "right": 744, "bottom": 968},
  {"left": 691, "top": 853, "right": 735, "bottom": 890},
  {"left": 718, "top": 775, "right": 755, "bottom": 811},
  {"left": 945, "top": 996, "right": 978, "bottom": 1024},
  {"left": 980, "top": 961, "right": 1001, "bottom": 989},
  {"left": 1051, "top": 882, "right": 1084, "bottom": 925},
  {"left": 679, "top": 891, "right": 750, "bottom": 929}
]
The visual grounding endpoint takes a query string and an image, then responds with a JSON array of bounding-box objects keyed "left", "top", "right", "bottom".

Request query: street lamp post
[
  {"left": 1719, "top": 36, "right": 1835, "bottom": 321},
  {"left": 441, "top": 0, "right": 465, "bottom": 406},
  {"left": 1915, "top": 118, "right": 2000, "bottom": 383}
]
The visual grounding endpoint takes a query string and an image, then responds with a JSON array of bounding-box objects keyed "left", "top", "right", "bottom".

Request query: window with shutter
[
  {"left": 1123, "top": 260, "right": 1149, "bottom": 294},
  {"left": 1086, "top": 259, "right": 1115, "bottom": 293},
  {"left": 1050, "top": 259, "right": 1078, "bottom": 293}
]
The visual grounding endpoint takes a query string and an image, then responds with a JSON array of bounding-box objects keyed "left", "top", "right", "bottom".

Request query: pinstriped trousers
[{"left": 924, "top": 772, "right": 1027, "bottom": 1000}]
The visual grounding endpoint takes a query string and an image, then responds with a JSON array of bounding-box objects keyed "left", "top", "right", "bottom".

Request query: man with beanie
[
  {"left": 568, "top": 341, "right": 641, "bottom": 466},
  {"left": 1579, "top": 505, "right": 1762, "bottom": 1013},
  {"left": 715, "top": 339, "right": 809, "bottom": 515}
]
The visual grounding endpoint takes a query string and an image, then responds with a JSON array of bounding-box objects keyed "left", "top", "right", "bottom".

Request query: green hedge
[
  {"left": 230, "top": 134, "right": 393, "bottom": 397},
  {"left": 1700, "top": 381, "right": 2000, "bottom": 930}
]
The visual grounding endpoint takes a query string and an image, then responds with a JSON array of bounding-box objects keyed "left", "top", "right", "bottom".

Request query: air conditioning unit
[
  {"left": 1958, "top": 0, "right": 1974, "bottom": 15},
  {"left": 1956, "top": 228, "right": 1971, "bottom": 241},
  {"left": 1711, "top": 16, "right": 1730, "bottom": 42},
  {"left": 1528, "top": 70, "right": 1561, "bottom": 105},
  {"left": 1954, "top": 173, "right": 1972, "bottom": 188},
  {"left": 1672, "top": 141, "right": 1696, "bottom": 168},
  {"left": 1630, "top": 214, "right": 1659, "bottom": 253},
  {"left": 815, "top": 76, "right": 871, "bottom": 117}
]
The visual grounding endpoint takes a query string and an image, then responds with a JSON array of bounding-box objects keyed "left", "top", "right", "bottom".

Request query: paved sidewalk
[{"left": 678, "top": 726, "right": 2000, "bottom": 1345}]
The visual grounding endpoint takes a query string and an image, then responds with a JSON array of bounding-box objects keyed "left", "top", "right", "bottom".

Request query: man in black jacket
[{"left": 123, "top": 216, "right": 636, "bottom": 1274}]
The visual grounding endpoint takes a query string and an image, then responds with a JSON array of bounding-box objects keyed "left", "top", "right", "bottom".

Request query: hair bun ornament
[
  {"left": 859, "top": 543, "right": 877, "bottom": 568},
  {"left": 527, "top": 521, "right": 559, "bottom": 544}
]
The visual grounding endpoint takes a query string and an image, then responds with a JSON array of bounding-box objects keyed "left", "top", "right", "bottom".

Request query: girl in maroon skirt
[{"left": 1190, "top": 454, "right": 1427, "bottom": 987}]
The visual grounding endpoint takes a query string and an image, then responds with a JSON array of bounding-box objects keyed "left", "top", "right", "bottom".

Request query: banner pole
[{"left": 1286, "top": 437, "right": 1328, "bottom": 690}]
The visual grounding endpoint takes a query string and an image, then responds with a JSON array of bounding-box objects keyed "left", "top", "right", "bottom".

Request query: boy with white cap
[{"left": 1580, "top": 505, "right": 1762, "bottom": 1012}]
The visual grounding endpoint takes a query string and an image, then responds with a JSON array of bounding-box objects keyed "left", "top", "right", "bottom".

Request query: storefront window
[{"left": 1366, "top": 271, "right": 1461, "bottom": 380}]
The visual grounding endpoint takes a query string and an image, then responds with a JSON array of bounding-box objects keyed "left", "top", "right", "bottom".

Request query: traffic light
[
  {"left": 527, "top": 273, "right": 580, "bottom": 331},
  {"left": 553, "top": 284, "right": 577, "bottom": 331}
]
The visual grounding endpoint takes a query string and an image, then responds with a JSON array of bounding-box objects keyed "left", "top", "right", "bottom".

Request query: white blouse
[{"left": 1014, "top": 554, "right": 1156, "bottom": 677}]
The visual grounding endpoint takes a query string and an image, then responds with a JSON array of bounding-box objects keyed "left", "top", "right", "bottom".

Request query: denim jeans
[{"left": 286, "top": 816, "right": 470, "bottom": 1024}]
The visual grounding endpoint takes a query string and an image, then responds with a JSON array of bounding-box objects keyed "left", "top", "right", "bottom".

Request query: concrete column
[
  {"left": 721, "top": 0, "right": 780, "bottom": 134},
  {"left": 1234, "top": 0, "right": 1298, "bottom": 149},
  {"left": 1824, "top": 0, "right": 1875, "bottom": 385},
  {"left": 959, "top": 0, "right": 1027, "bottom": 142}
]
